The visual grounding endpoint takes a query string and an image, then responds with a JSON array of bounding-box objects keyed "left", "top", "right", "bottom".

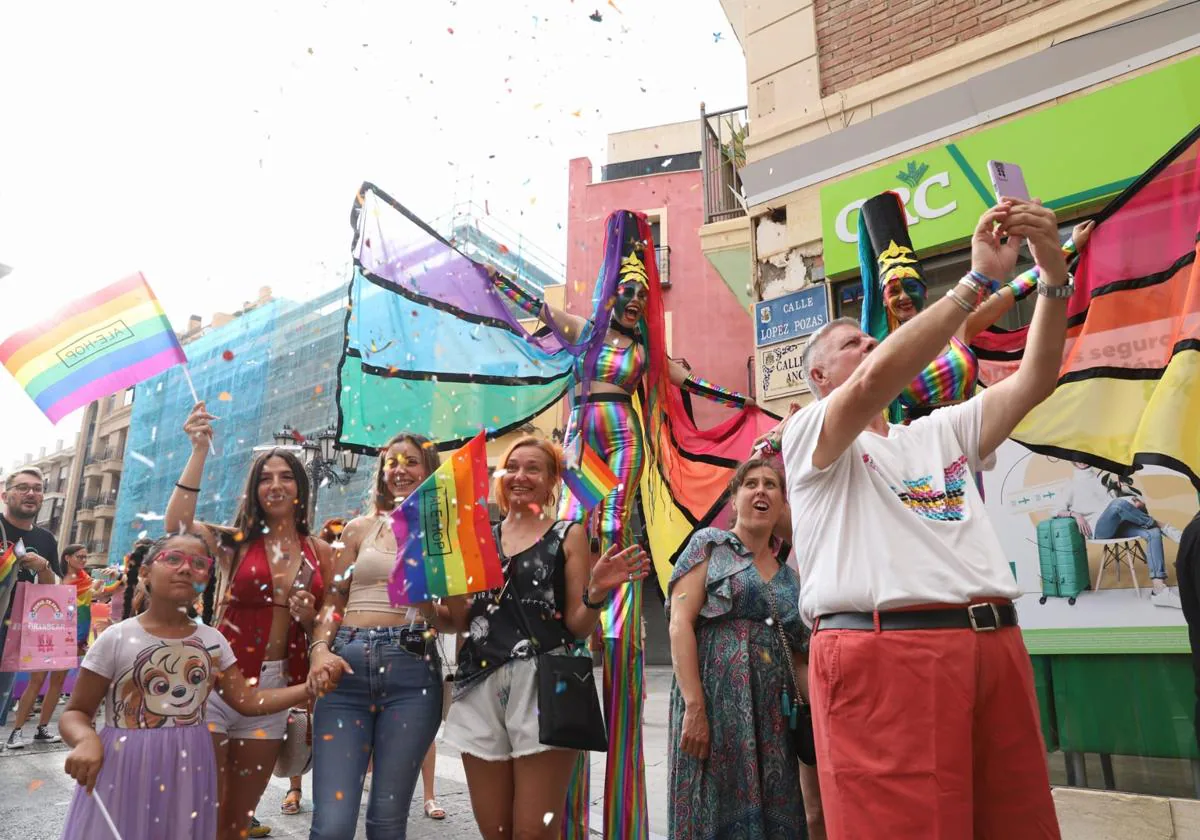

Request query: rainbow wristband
[
  {"left": 969, "top": 270, "right": 1001, "bottom": 294},
  {"left": 1005, "top": 269, "right": 1040, "bottom": 301}
]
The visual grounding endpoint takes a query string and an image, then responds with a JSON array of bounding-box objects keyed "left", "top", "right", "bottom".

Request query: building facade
[
  {"left": 703, "top": 0, "right": 1200, "bottom": 826},
  {"left": 566, "top": 120, "right": 756, "bottom": 430},
  {"left": 8, "top": 439, "right": 76, "bottom": 550}
]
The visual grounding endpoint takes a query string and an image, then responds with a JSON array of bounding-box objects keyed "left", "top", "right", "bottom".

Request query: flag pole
[{"left": 181, "top": 365, "right": 216, "bottom": 457}]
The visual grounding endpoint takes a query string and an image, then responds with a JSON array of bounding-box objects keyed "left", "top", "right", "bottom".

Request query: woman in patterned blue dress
[{"left": 667, "top": 458, "right": 812, "bottom": 839}]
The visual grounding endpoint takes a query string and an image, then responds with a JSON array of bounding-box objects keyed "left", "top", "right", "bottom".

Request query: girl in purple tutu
[{"left": 56, "top": 532, "right": 313, "bottom": 840}]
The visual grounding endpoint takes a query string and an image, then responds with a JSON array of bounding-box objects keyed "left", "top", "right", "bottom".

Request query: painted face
[
  {"left": 257, "top": 455, "right": 299, "bottom": 519},
  {"left": 883, "top": 276, "right": 927, "bottom": 322},
  {"left": 733, "top": 467, "right": 785, "bottom": 529},
  {"left": 384, "top": 440, "right": 430, "bottom": 503},
  {"left": 501, "top": 445, "right": 555, "bottom": 510},
  {"left": 615, "top": 281, "right": 648, "bottom": 327},
  {"left": 139, "top": 643, "right": 210, "bottom": 720}
]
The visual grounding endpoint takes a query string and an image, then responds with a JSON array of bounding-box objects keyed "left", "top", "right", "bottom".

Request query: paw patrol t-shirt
[{"left": 81, "top": 617, "right": 236, "bottom": 729}]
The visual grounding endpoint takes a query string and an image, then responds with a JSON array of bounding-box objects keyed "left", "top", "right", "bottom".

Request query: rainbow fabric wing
[
  {"left": 388, "top": 432, "right": 503, "bottom": 606},
  {"left": 0, "top": 273, "right": 186, "bottom": 423},
  {"left": 970, "top": 124, "right": 1200, "bottom": 488},
  {"left": 562, "top": 443, "right": 620, "bottom": 510},
  {"left": 337, "top": 183, "right": 617, "bottom": 453}
]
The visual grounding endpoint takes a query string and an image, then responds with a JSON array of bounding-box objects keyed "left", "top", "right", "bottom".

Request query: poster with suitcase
[
  {"left": 983, "top": 440, "right": 1195, "bottom": 653},
  {"left": 0, "top": 582, "right": 78, "bottom": 672}
]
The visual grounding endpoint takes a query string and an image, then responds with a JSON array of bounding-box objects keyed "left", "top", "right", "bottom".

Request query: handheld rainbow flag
[
  {"left": 0, "top": 543, "right": 17, "bottom": 587},
  {"left": 562, "top": 442, "right": 619, "bottom": 510},
  {"left": 0, "top": 273, "right": 187, "bottom": 423},
  {"left": 388, "top": 431, "right": 504, "bottom": 606}
]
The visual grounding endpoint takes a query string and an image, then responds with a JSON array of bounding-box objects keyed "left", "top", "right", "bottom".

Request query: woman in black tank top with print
[{"left": 441, "top": 436, "right": 650, "bottom": 840}]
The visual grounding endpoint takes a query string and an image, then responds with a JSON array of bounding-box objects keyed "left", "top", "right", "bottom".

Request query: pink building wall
[{"left": 565, "top": 157, "right": 752, "bottom": 429}]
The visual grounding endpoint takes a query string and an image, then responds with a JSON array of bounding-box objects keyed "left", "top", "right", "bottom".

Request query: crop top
[
  {"left": 579, "top": 338, "right": 646, "bottom": 393},
  {"left": 343, "top": 517, "right": 423, "bottom": 622}
]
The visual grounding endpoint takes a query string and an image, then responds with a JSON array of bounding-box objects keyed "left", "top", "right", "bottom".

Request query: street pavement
[{"left": 0, "top": 667, "right": 675, "bottom": 839}]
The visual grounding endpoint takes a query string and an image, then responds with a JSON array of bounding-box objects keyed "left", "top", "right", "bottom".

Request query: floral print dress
[{"left": 667, "top": 528, "right": 808, "bottom": 840}]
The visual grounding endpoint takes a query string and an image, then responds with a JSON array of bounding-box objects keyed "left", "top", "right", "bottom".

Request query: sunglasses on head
[{"left": 149, "top": 551, "right": 214, "bottom": 577}]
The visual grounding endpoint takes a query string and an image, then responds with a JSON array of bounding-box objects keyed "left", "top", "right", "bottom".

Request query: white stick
[
  {"left": 181, "top": 365, "right": 217, "bottom": 456},
  {"left": 92, "top": 790, "right": 124, "bottom": 840}
]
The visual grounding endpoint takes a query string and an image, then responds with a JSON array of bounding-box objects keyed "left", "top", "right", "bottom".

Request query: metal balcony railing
[
  {"left": 87, "top": 541, "right": 108, "bottom": 555},
  {"left": 700, "top": 103, "right": 748, "bottom": 225},
  {"left": 656, "top": 246, "right": 671, "bottom": 287},
  {"left": 97, "top": 490, "right": 119, "bottom": 507},
  {"left": 79, "top": 497, "right": 99, "bottom": 511}
]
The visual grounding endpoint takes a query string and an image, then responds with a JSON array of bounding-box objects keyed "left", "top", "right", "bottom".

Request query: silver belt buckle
[{"left": 967, "top": 602, "right": 1000, "bottom": 632}]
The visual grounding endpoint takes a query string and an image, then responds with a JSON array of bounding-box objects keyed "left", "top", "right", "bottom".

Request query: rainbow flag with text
[
  {"left": 388, "top": 432, "right": 504, "bottom": 606},
  {"left": 0, "top": 273, "right": 187, "bottom": 423}
]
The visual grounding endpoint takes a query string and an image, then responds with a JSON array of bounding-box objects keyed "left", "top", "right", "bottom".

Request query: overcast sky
[{"left": 0, "top": 0, "right": 746, "bottom": 470}]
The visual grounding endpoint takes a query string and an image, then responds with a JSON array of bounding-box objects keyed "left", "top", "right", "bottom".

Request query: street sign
[{"left": 755, "top": 285, "right": 829, "bottom": 348}]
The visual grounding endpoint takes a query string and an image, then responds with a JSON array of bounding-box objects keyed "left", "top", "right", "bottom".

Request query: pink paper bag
[{"left": 0, "top": 582, "right": 78, "bottom": 672}]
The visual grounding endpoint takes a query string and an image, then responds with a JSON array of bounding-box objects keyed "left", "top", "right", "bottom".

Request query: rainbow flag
[
  {"left": 0, "top": 273, "right": 187, "bottom": 423},
  {"left": 0, "top": 543, "right": 17, "bottom": 587},
  {"left": 562, "top": 443, "right": 619, "bottom": 510},
  {"left": 387, "top": 431, "right": 504, "bottom": 606}
]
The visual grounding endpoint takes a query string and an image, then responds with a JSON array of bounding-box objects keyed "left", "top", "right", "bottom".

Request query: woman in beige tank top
[{"left": 305, "top": 432, "right": 467, "bottom": 838}]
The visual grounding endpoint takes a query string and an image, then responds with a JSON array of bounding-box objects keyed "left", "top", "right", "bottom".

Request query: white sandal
[{"left": 424, "top": 799, "right": 446, "bottom": 820}]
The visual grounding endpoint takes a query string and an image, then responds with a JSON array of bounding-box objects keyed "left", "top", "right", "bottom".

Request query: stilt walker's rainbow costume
[{"left": 336, "top": 188, "right": 777, "bottom": 837}]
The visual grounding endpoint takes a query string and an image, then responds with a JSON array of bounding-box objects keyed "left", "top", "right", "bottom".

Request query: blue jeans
[
  {"left": 1095, "top": 498, "right": 1166, "bottom": 579},
  {"left": 309, "top": 626, "right": 443, "bottom": 840}
]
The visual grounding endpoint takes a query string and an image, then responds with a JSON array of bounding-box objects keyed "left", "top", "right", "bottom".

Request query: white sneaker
[
  {"left": 5, "top": 729, "right": 24, "bottom": 750},
  {"left": 1162, "top": 524, "right": 1184, "bottom": 543},
  {"left": 32, "top": 725, "right": 61, "bottom": 744},
  {"left": 1152, "top": 588, "right": 1183, "bottom": 609}
]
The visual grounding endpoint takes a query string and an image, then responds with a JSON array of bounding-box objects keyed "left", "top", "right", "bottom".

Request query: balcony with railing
[
  {"left": 86, "top": 540, "right": 109, "bottom": 565},
  {"left": 76, "top": 496, "right": 98, "bottom": 522},
  {"left": 701, "top": 104, "right": 748, "bottom": 225},
  {"left": 94, "top": 490, "right": 119, "bottom": 518},
  {"left": 100, "top": 446, "right": 125, "bottom": 473}
]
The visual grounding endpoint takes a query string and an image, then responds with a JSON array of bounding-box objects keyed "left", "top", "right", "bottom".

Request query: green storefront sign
[{"left": 819, "top": 55, "right": 1200, "bottom": 277}]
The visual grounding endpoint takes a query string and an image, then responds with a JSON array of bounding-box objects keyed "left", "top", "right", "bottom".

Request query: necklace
[{"left": 609, "top": 319, "right": 641, "bottom": 341}]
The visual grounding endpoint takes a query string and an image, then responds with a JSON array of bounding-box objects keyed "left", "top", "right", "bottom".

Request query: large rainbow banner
[
  {"left": 387, "top": 431, "right": 504, "bottom": 606},
  {"left": 0, "top": 273, "right": 187, "bottom": 423}
]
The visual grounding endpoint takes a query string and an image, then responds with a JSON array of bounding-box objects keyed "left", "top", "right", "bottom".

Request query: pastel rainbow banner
[
  {"left": 562, "top": 442, "right": 619, "bottom": 510},
  {"left": 0, "top": 273, "right": 187, "bottom": 423},
  {"left": 387, "top": 431, "right": 504, "bottom": 606}
]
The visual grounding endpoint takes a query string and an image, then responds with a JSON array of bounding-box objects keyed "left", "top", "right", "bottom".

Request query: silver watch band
[{"left": 1037, "top": 272, "right": 1075, "bottom": 299}]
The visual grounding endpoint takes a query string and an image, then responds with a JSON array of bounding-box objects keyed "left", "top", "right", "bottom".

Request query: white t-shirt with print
[
  {"left": 782, "top": 394, "right": 1019, "bottom": 624},
  {"left": 81, "top": 617, "right": 237, "bottom": 729}
]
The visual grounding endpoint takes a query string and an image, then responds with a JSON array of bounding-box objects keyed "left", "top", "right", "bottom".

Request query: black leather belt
[
  {"left": 817, "top": 603, "right": 1018, "bottom": 633},
  {"left": 577, "top": 392, "right": 632, "bottom": 404}
]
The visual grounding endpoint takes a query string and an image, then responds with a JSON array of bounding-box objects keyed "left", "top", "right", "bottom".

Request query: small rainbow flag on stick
[
  {"left": 562, "top": 442, "right": 619, "bottom": 510},
  {"left": 0, "top": 542, "right": 18, "bottom": 587},
  {"left": 388, "top": 431, "right": 504, "bottom": 606},
  {"left": 0, "top": 273, "right": 187, "bottom": 423}
]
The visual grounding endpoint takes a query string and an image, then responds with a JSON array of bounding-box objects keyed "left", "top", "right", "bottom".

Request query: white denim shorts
[
  {"left": 205, "top": 659, "right": 289, "bottom": 740},
  {"left": 443, "top": 657, "right": 560, "bottom": 761}
]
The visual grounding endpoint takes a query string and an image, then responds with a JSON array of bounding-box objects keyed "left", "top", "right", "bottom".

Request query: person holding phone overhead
[{"left": 856, "top": 183, "right": 1093, "bottom": 424}]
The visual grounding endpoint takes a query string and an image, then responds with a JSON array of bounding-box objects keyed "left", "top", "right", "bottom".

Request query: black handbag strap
[{"left": 766, "top": 580, "right": 806, "bottom": 709}]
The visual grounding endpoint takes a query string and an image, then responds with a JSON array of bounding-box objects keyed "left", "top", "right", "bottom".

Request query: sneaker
[
  {"left": 5, "top": 729, "right": 24, "bottom": 750},
  {"left": 1153, "top": 588, "right": 1184, "bottom": 610},
  {"left": 1162, "top": 524, "right": 1184, "bottom": 543},
  {"left": 32, "top": 725, "right": 60, "bottom": 744},
  {"left": 1152, "top": 578, "right": 1169, "bottom": 595},
  {"left": 247, "top": 817, "right": 271, "bottom": 838}
]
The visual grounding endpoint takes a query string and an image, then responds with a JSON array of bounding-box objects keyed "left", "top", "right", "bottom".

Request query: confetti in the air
[
  {"left": 222, "top": 350, "right": 235, "bottom": 361},
  {"left": 218, "top": 391, "right": 232, "bottom": 402}
]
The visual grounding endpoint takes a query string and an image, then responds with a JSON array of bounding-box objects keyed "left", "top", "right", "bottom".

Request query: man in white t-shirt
[{"left": 760, "top": 199, "right": 1068, "bottom": 839}]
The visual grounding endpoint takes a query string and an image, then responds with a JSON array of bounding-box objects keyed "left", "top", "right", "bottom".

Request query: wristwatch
[{"left": 1037, "top": 273, "right": 1075, "bottom": 299}]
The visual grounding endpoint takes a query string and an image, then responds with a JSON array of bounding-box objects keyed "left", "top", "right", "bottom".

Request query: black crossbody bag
[{"left": 505, "top": 527, "right": 608, "bottom": 752}]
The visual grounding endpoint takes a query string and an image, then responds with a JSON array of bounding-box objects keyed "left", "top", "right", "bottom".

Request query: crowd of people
[{"left": 3, "top": 194, "right": 1182, "bottom": 840}]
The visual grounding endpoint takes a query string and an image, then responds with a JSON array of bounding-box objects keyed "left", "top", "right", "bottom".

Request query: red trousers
[{"left": 809, "top": 623, "right": 1061, "bottom": 840}]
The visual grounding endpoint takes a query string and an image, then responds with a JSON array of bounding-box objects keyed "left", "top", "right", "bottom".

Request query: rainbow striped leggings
[{"left": 559, "top": 392, "right": 650, "bottom": 839}]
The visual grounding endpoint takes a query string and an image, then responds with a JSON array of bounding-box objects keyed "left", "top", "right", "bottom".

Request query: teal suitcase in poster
[{"left": 1037, "top": 517, "right": 1090, "bottom": 605}]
